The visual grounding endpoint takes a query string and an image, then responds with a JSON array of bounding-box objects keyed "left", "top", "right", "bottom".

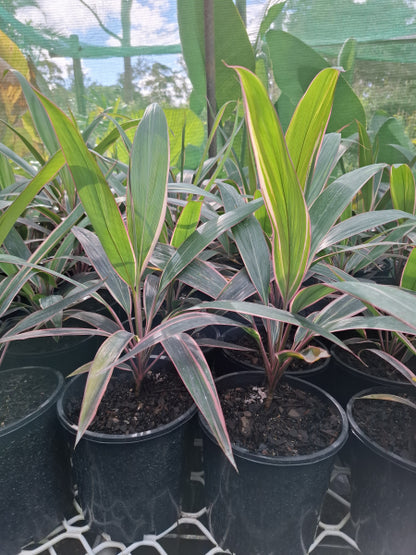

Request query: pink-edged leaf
[
  {"left": 232, "top": 65, "right": 310, "bottom": 306},
  {"left": 360, "top": 393, "right": 416, "bottom": 411},
  {"left": 161, "top": 332, "right": 235, "bottom": 468},
  {"left": 76, "top": 330, "right": 134, "bottom": 444},
  {"left": 368, "top": 348, "right": 416, "bottom": 386},
  {"left": 127, "top": 103, "right": 169, "bottom": 282}
]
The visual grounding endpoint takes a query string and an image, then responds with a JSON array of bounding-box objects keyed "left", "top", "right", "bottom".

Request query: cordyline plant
[
  {"left": 0, "top": 79, "right": 267, "bottom": 468},
  {"left": 194, "top": 65, "right": 416, "bottom": 408}
]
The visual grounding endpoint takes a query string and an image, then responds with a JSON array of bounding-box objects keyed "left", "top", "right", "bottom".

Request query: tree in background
[{"left": 78, "top": 0, "right": 134, "bottom": 103}]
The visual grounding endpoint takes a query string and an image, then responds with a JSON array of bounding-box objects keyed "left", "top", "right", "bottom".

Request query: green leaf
[
  {"left": 218, "top": 181, "right": 270, "bottom": 304},
  {"left": 285, "top": 68, "right": 339, "bottom": 191},
  {"left": 0, "top": 150, "right": 65, "bottom": 246},
  {"left": 127, "top": 103, "right": 169, "bottom": 283},
  {"left": 266, "top": 30, "right": 366, "bottom": 136},
  {"left": 365, "top": 352, "right": 416, "bottom": 387},
  {"left": 331, "top": 281, "right": 416, "bottom": 332},
  {"left": 390, "top": 164, "right": 416, "bottom": 216},
  {"left": 72, "top": 227, "right": 132, "bottom": 317},
  {"left": 162, "top": 333, "right": 235, "bottom": 468},
  {"left": 337, "top": 38, "right": 357, "bottom": 85},
  {"left": 33, "top": 88, "right": 136, "bottom": 287},
  {"left": 306, "top": 133, "right": 342, "bottom": 206},
  {"left": 290, "top": 284, "right": 335, "bottom": 314},
  {"left": 401, "top": 248, "right": 416, "bottom": 292},
  {"left": 233, "top": 65, "right": 310, "bottom": 306},
  {"left": 158, "top": 197, "right": 263, "bottom": 294},
  {"left": 76, "top": 330, "right": 133, "bottom": 444},
  {"left": 309, "top": 164, "right": 385, "bottom": 259},
  {"left": 178, "top": 0, "right": 255, "bottom": 114},
  {"left": 171, "top": 200, "right": 202, "bottom": 248}
]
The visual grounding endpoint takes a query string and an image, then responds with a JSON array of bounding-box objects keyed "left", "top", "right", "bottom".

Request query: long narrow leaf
[
  {"left": 286, "top": 68, "right": 339, "bottom": 191},
  {"left": 0, "top": 150, "right": 65, "bottom": 245},
  {"left": 76, "top": 330, "right": 133, "bottom": 444},
  {"left": 33, "top": 88, "right": 136, "bottom": 287},
  {"left": 390, "top": 164, "right": 416, "bottom": 215},
  {"left": 233, "top": 65, "right": 310, "bottom": 305},
  {"left": 162, "top": 333, "right": 235, "bottom": 468},
  {"left": 128, "top": 104, "right": 169, "bottom": 282}
]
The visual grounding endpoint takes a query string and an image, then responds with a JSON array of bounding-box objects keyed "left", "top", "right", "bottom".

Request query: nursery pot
[
  {"left": 56, "top": 365, "right": 197, "bottom": 545},
  {"left": 0, "top": 366, "right": 72, "bottom": 554},
  {"left": 1, "top": 333, "right": 101, "bottom": 377},
  {"left": 346, "top": 385, "right": 416, "bottom": 555},
  {"left": 214, "top": 326, "right": 332, "bottom": 389},
  {"left": 328, "top": 344, "right": 410, "bottom": 407},
  {"left": 200, "top": 371, "right": 348, "bottom": 555}
]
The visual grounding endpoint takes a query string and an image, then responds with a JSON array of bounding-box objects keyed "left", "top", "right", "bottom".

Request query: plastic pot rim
[
  {"left": 330, "top": 344, "right": 408, "bottom": 387},
  {"left": 0, "top": 366, "right": 63, "bottom": 437},
  {"left": 57, "top": 371, "right": 197, "bottom": 445},
  {"left": 347, "top": 385, "right": 416, "bottom": 473},
  {"left": 200, "top": 370, "right": 349, "bottom": 467}
]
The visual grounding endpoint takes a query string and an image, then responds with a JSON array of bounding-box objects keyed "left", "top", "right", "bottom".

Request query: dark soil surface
[
  {"left": 0, "top": 369, "right": 55, "bottom": 428},
  {"left": 219, "top": 380, "right": 342, "bottom": 457},
  {"left": 353, "top": 392, "right": 416, "bottom": 462},
  {"left": 66, "top": 369, "right": 193, "bottom": 435},
  {"left": 340, "top": 345, "right": 409, "bottom": 383}
]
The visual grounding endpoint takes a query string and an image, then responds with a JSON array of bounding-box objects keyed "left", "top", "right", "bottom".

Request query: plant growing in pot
[
  {"left": 190, "top": 65, "right": 416, "bottom": 555},
  {"left": 346, "top": 389, "right": 416, "bottom": 555},
  {"left": 0, "top": 81, "right": 267, "bottom": 544}
]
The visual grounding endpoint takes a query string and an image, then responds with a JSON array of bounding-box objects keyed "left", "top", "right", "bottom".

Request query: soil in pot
[
  {"left": 346, "top": 386, "right": 416, "bottom": 555},
  {"left": 57, "top": 363, "right": 197, "bottom": 545},
  {"left": 0, "top": 366, "right": 73, "bottom": 554},
  {"left": 201, "top": 371, "right": 348, "bottom": 555},
  {"left": 329, "top": 342, "right": 410, "bottom": 406}
]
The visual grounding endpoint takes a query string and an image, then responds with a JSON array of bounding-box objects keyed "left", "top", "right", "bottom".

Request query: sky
[{"left": 14, "top": 0, "right": 269, "bottom": 86}]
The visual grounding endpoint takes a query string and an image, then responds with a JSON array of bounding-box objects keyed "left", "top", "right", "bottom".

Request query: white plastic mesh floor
[{"left": 19, "top": 463, "right": 360, "bottom": 555}]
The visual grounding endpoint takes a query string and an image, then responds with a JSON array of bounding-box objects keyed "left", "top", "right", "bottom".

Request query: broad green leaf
[
  {"left": 266, "top": 30, "right": 366, "bottom": 136},
  {"left": 233, "top": 65, "right": 310, "bottom": 306},
  {"left": 162, "top": 333, "right": 235, "bottom": 468},
  {"left": 171, "top": 200, "right": 202, "bottom": 248},
  {"left": 309, "top": 164, "right": 385, "bottom": 259},
  {"left": 218, "top": 181, "right": 270, "bottom": 304},
  {"left": 0, "top": 152, "right": 14, "bottom": 189},
  {"left": 33, "top": 88, "right": 136, "bottom": 287},
  {"left": 401, "top": 248, "right": 416, "bottom": 292},
  {"left": 390, "top": 164, "right": 416, "bottom": 215},
  {"left": 0, "top": 150, "right": 65, "bottom": 246},
  {"left": 76, "top": 330, "right": 133, "bottom": 444},
  {"left": 285, "top": 68, "right": 339, "bottom": 191},
  {"left": 128, "top": 103, "right": 169, "bottom": 283},
  {"left": 178, "top": 0, "right": 255, "bottom": 114},
  {"left": 375, "top": 117, "right": 415, "bottom": 165}
]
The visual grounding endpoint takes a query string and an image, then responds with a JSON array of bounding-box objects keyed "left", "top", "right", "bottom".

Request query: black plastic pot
[
  {"left": 200, "top": 371, "right": 348, "bottom": 555},
  {"left": 214, "top": 326, "right": 332, "bottom": 390},
  {"left": 346, "top": 385, "right": 416, "bottom": 555},
  {"left": 1, "top": 333, "right": 100, "bottom": 376},
  {"left": 0, "top": 366, "right": 72, "bottom": 554},
  {"left": 328, "top": 344, "right": 409, "bottom": 407},
  {"left": 57, "top": 365, "right": 197, "bottom": 544}
]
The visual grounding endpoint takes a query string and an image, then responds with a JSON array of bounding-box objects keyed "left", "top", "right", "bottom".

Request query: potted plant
[
  {"left": 0, "top": 75, "right": 268, "bottom": 543},
  {"left": 191, "top": 65, "right": 416, "bottom": 554},
  {"left": 0, "top": 365, "right": 72, "bottom": 553},
  {"left": 346, "top": 389, "right": 416, "bottom": 555}
]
